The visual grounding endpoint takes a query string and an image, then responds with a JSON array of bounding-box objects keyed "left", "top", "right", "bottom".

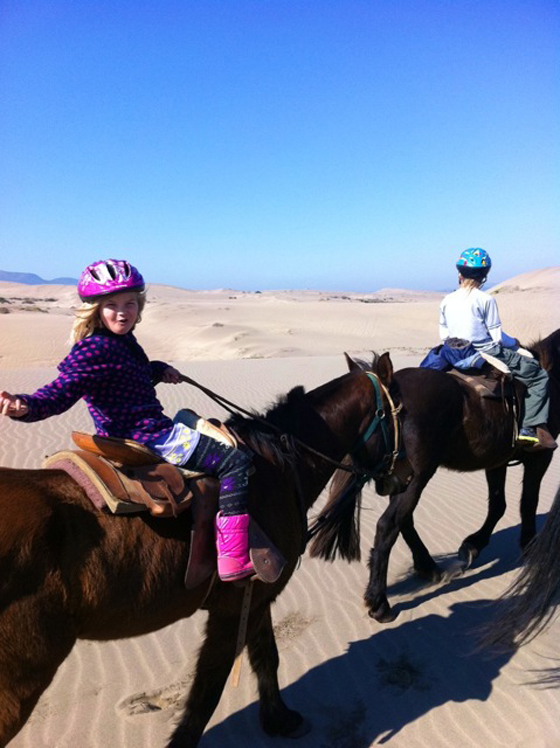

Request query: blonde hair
[
  {"left": 70, "top": 290, "right": 146, "bottom": 343},
  {"left": 458, "top": 275, "right": 483, "bottom": 292}
]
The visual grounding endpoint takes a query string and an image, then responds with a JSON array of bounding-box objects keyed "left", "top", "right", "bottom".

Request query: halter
[
  {"left": 352, "top": 371, "right": 404, "bottom": 481},
  {"left": 178, "top": 370, "right": 405, "bottom": 556},
  {"left": 178, "top": 369, "right": 404, "bottom": 484}
]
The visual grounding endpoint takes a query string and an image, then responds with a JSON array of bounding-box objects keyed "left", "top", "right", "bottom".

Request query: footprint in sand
[
  {"left": 273, "top": 611, "right": 317, "bottom": 644},
  {"left": 120, "top": 613, "right": 315, "bottom": 717},
  {"left": 118, "top": 677, "right": 193, "bottom": 717}
]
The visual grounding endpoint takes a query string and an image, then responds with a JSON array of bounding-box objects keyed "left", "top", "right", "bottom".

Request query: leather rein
[
  {"left": 178, "top": 371, "right": 403, "bottom": 484},
  {"left": 179, "top": 371, "right": 404, "bottom": 555}
]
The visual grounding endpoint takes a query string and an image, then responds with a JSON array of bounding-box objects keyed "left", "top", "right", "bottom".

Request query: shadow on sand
[{"left": 199, "top": 518, "right": 549, "bottom": 747}]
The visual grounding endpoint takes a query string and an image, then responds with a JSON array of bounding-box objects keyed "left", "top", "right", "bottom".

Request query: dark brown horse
[
  {"left": 311, "top": 329, "right": 560, "bottom": 623},
  {"left": 0, "top": 353, "right": 411, "bottom": 748}
]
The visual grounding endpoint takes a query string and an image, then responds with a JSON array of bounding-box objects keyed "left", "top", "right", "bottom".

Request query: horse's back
[
  {"left": 394, "top": 367, "right": 465, "bottom": 422},
  {"left": 0, "top": 467, "right": 197, "bottom": 638},
  {"left": 394, "top": 366, "right": 514, "bottom": 469}
]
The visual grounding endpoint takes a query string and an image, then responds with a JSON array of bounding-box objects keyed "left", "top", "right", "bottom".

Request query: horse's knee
[{"left": 520, "top": 526, "right": 537, "bottom": 551}]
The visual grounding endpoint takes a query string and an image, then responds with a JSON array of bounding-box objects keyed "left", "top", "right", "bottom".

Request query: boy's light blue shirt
[{"left": 439, "top": 287, "right": 517, "bottom": 351}]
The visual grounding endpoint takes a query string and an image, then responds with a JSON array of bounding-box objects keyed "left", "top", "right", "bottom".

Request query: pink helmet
[{"left": 77, "top": 259, "right": 145, "bottom": 301}]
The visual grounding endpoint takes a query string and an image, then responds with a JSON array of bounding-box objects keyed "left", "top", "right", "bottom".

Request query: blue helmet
[{"left": 456, "top": 248, "right": 492, "bottom": 279}]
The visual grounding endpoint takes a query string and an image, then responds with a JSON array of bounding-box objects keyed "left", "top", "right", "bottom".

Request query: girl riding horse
[{"left": 0, "top": 259, "right": 254, "bottom": 582}]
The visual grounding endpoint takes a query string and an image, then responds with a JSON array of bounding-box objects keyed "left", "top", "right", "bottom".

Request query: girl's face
[{"left": 98, "top": 292, "right": 140, "bottom": 335}]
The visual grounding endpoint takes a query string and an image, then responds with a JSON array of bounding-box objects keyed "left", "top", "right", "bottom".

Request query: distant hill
[{"left": 0, "top": 270, "right": 78, "bottom": 285}]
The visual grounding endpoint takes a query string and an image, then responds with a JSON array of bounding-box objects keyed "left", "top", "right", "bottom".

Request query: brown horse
[
  {"left": 311, "top": 329, "right": 560, "bottom": 623},
  {"left": 0, "top": 353, "right": 411, "bottom": 748}
]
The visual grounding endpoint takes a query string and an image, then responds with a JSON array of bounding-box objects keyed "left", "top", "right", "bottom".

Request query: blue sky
[{"left": 1, "top": 1, "right": 558, "bottom": 291}]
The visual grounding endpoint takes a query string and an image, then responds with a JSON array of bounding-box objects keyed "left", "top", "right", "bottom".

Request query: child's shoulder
[
  {"left": 472, "top": 287, "right": 494, "bottom": 303},
  {"left": 66, "top": 332, "right": 122, "bottom": 364},
  {"left": 73, "top": 332, "right": 115, "bottom": 351}
]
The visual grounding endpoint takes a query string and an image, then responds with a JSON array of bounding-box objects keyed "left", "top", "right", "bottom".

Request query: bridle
[
  {"left": 179, "top": 370, "right": 406, "bottom": 554},
  {"left": 179, "top": 370, "right": 404, "bottom": 484},
  {"left": 303, "top": 370, "right": 406, "bottom": 551},
  {"left": 351, "top": 371, "right": 404, "bottom": 481}
]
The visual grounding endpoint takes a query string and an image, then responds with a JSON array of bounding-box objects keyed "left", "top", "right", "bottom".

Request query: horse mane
[
  {"left": 227, "top": 353, "right": 381, "bottom": 562},
  {"left": 226, "top": 355, "right": 381, "bottom": 464},
  {"left": 527, "top": 328, "right": 560, "bottom": 374},
  {"left": 225, "top": 386, "right": 309, "bottom": 469},
  {"left": 350, "top": 352, "right": 380, "bottom": 372}
]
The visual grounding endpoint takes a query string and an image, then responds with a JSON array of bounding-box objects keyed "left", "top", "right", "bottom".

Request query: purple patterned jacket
[{"left": 17, "top": 329, "right": 175, "bottom": 444}]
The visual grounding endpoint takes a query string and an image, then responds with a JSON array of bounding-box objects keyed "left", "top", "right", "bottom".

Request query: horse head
[
  {"left": 344, "top": 351, "right": 413, "bottom": 496},
  {"left": 308, "top": 353, "right": 413, "bottom": 564}
]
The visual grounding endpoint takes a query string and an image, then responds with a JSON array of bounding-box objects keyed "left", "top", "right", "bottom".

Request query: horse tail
[
  {"left": 308, "top": 459, "right": 363, "bottom": 563},
  {"left": 480, "top": 483, "right": 560, "bottom": 651}
]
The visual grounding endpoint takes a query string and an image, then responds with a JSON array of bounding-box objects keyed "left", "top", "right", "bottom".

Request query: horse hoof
[
  {"left": 415, "top": 566, "right": 442, "bottom": 583},
  {"left": 262, "top": 711, "right": 310, "bottom": 739},
  {"left": 286, "top": 718, "right": 312, "bottom": 738},
  {"left": 367, "top": 605, "right": 398, "bottom": 623},
  {"left": 458, "top": 543, "right": 478, "bottom": 568},
  {"left": 442, "top": 560, "right": 467, "bottom": 582}
]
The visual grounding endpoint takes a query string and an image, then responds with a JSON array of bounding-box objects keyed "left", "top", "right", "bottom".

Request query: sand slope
[{"left": 1, "top": 268, "right": 559, "bottom": 747}]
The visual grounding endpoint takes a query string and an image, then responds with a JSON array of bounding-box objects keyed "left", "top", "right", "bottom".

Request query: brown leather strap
[
  {"left": 184, "top": 478, "right": 220, "bottom": 589},
  {"left": 71, "top": 431, "right": 162, "bottom": 465},
  {"left": 43, "top": 449, "right": 193, "bottom": 517}
]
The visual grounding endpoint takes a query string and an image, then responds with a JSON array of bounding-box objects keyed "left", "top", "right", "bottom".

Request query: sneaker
[
  {"left": 517, "top": 426, "right": 558, "bottom": 451},
  {"left": 517, "top": 427, "right": 539, "bottom": 444}
]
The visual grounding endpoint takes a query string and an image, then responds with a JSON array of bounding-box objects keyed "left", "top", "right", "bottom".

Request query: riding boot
[
  {"left": 536, "top": 425, "right": 558, "bottom": 450},
  {"left": 215, "top": 511, "right": 254, "bottom": 581}
]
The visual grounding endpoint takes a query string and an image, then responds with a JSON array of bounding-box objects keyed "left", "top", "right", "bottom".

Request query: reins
[
  {"left": 179, "top": 370, "right": 404, "bottom": 554},
  {"left": 179, "top": 372, "right": 399, "bottom": 480}
]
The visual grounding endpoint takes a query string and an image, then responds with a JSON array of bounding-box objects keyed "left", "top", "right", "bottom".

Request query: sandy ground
[{"left": 0, "top": 266, "right": 559, "bottom": 747}]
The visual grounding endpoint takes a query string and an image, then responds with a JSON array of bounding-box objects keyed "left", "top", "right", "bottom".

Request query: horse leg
[
  {"left": 400, "top": 514, "right": 442, "bottom": 582},
  {"left": 365, "top": 477, "right": 433, "bottom": 623},
  {"left": 0, "top": 597, "right": 76, "bottom": 747},
  {"left": 246, "top": 602, "right": 309, "bottom": 738},
  {"left": 167, "top": 599, "right": 251, "bottom": 748},
  {"left": 519, "top": 451, "right": 554, "bottom": 551},
  {"left": 458, "top": 465, "right": 507, "bottom": 568}
]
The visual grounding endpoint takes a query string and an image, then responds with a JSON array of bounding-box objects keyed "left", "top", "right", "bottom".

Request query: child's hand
[
  {"left": 161, "top": 367, "right": 182, "bottom": 384},
  {"left": 0, "top": 391, "right": 29, "bottom": 417}
]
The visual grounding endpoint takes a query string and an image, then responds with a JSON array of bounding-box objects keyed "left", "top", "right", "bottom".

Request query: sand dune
[
  {"left": 1, "top": 268, "right": 559, "bottom": 369},
  {"left": 1, "top": 268, "right": 559, "bottom": 747}
]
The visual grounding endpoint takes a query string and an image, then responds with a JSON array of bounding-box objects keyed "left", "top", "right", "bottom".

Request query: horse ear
[
  {"left": 344, "top": 352, "right": 360, "bottom": 371},
  {"left": 377, "top": 352, "right": 393, "bottom": 386}
]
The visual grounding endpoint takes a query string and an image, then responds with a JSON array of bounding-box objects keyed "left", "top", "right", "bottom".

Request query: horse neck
[{"left": 293, "top": 372, "right": 374, "bottom": 509}]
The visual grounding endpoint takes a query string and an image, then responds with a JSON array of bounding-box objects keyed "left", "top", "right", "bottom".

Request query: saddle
[
  {"left": 448, "top": 362, "right": 514, "bottom": 400},
  {"left": 447, "top": 357, "right": 528, "bottom": 442},
  {"left": 43, "top": 410, "right": 238, "bottom": 517},
  {"left": 42, "top": 413, "right": 286, "bottom": 586}
]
